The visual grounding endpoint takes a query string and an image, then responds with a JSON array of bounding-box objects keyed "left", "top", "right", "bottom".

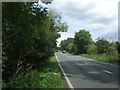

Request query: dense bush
[
  {"left": 87, "top": 44, "right": 98, "bottom": 54},
  {"left": 60, "top": 38, "right": 74, "bottom": 52},
  {"left": 96, "top": 39, "right": 110, "bottom": 54},
  {"left": 3, "top": 70, "right": 63, "bottom": 88},
  {"left": 107, "top": 45, "right": 118, "bottom": 56},
  {"left": 3, "top": 56, "right": 63, "bottom": 88},
  {"left": 66, "top": 43, "right": 77, "bottom": 54},
  {"left": 74, "top": 30, "right": 93, "bottom": 54},
  {"left": 2, "top": 2, "right": 68, "bottom": 82}
]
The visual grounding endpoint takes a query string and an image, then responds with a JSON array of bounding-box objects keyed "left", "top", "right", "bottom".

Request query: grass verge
[
  {"left": 79, "top": 54, "right": 119, "bottom": 65},
  {"left": 3, "top": 56, "right": 64, "bottom": 88}
]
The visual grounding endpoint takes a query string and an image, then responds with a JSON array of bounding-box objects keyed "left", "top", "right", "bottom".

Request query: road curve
[{"left": 56, "top": 51, "right": 119, "bottom": 88}]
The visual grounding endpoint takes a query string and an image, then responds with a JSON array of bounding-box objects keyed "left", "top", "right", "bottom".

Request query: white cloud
[{"left": 47, "top": 0, "right": 119, "bottom": 45}]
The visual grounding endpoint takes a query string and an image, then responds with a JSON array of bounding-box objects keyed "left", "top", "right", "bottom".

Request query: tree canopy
[
  {"left": 2, "top": 2, "right": 68, "bottom": 81},
  {"left": 96, "top": 39, "right": 110, "bottom": 54},
  {"left": 60, "top": 38, "right": 74, "bottom": 52},
  {"left": 74, "top": 30, "right": 93, "bottom": 54}
]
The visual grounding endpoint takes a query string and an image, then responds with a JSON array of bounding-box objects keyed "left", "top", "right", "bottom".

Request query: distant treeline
[{"left": 60, "top": 30, "right": 120, "bottom": 64}]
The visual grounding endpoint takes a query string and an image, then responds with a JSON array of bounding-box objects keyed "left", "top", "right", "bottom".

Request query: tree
[
  {"left": 96, "top": 39, "right": 110, "bottom": 54},
  {"left": 66, "top": 43, "right": 77, "bottom": 54},
  {"left": 116, "top": 41, "right": 120, "bottom": 64},
  {"left": 60, "top": 39, "right": 67, "bottom": 51},
  {"left": 74, "top": 30, "right": 93, "bottom": 54},
  {"left": 87, "top": 44, "right": 98, "bottom": 54},
  {"left": 116, "top": 41, "right": 120, "bottom": 54},
  {"left": 48, "top": 9, "right": 68, "bottom": 32},
  {"left": 2, "top": 2, "right": 68, "bottom": 81},
  {"left": 60, "top": 38, "right": 74, "bottom": 52}
]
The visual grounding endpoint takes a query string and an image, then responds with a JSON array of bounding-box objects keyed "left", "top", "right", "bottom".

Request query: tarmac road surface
[{"left": 56, "top": 51, "right": 119, "bottom": 88}]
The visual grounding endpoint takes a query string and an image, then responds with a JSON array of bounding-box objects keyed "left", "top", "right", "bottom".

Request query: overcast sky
[{"left": 40, "top": 0, "right": 119, "bottom": 45}]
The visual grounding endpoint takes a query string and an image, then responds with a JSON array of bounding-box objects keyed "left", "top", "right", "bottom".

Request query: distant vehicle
[
  {"left": 56, "top": 50, "right": 59, "bottom": 52},
  {"left": 62, "top": 50, "right": 66, "bottom": 53}
]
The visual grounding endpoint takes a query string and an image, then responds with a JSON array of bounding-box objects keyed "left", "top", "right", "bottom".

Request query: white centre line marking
[
  {"left": 85, "top": 63, "right": 89, "bottom": 65},
  {"left": 103, "top": 69, "right": 114, "bottom": 75},
  {"left": 89, "top": 71, "right": 99, "bottom": 74}
]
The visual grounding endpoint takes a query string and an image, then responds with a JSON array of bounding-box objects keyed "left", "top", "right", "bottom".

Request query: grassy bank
[
  {"left": 3, "top": 56, "right": 64, "bottom": 88},
  {"left": 79, "top": 54, "right": 119, "bottom": 65}
]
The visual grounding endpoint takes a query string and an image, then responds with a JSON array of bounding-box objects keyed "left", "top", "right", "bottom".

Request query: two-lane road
[{"left": 56, "top": 51, "right": 119, "bottom": 88}]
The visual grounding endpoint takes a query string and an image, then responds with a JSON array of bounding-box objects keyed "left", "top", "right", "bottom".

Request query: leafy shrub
[
  {"left": 3, "top": 56, "right": 63, "bottom": 88},
  {"left": 106, "top": 45, "right": 118, "bottom": 56},
  {"left": 96, "top": 39, "right": 110, "bottom": 54},
  {"left": 2, "top": 2, "right": 68, "bottom": 81},
  {"left": 87, "top": 44, "right": 98, "bottom": 54},
  {"left": 3, "top": 70, "right": 63, "bottom": 88}
]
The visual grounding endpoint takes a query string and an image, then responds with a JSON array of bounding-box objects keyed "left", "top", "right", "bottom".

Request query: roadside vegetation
[
  {"left": 3, "top": 56, "right": 63, "bottom": 88},
  {"left": 2, "top": 2, "right": 68, "bottom": 88},
  {"left": 80, "top": 54, "right": 118, "bottom": 64},
  {"left": 60, "top": 30, "right": 120, "bottom": 65}
]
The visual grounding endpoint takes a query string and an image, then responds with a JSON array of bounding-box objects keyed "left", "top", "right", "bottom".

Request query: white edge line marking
[
  {"left": 103, "top": 69, "right": 114, "bottom": 75},
  {"left": 55, "top": 53, "right": 74, "bottom": 90}
]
